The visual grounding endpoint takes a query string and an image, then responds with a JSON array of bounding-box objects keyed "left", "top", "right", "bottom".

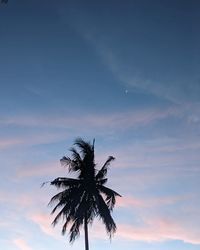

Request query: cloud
[
  {"left": 117, "top": 196, "right": 145, "bottom": 208},
  {"left": 3, "top": 102, "right": 199, "bottom": 155},
  {"left": 0, "top": 131, "right": 67, "bottom": 150},
  {"left": 90, "top": 213, "right": 200, "bottom": 245},
  {"left": 13, "top": 238, "right": 33, "bottom": 250},
  {"left": 15, "top": 161, "right": 64, "bottom": 179},
  {"left": 0, "top": 190, "right": 32, "bottom": 207},
  {"left": 116, "top": 195, "right": 188, "bottom": 209},
  {"left": 0, "top": 107, "right": 177, "bottom": 131},
  {"left": 116, "top": 73, "right": 200, "bottom": 105},
  {"left": 29, "top": 212, "right": 59, "bottom": 238},
  {"left": 8, "top": 186, "right": 198, "bottom": 246},
  {"left": 65, "top": 16, "right": 200, "bottom": 105},
  {"left": 116, "top": 219, "right": 200, "bottom": 244},
  {"left": 0, "top": 138, "right": 24, "bottom": 149},
  {"left": 0, "top": 107, "right": 180, "bottom": 151}
]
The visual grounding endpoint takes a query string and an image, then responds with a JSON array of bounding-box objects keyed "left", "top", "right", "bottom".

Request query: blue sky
[{"left": 0, "top": 1, "right": 200, "bottom": 250}]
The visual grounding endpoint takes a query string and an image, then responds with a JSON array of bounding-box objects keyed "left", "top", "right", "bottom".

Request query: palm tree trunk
[{"left": 84, "top": 215, "right": 89, "bottom": 250}]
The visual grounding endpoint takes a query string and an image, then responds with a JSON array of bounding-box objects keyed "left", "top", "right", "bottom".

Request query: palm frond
[
  {"left": 98, "top": 185, "right": 121, "bottom": 210},
  {"left": 70, "top": 147, "right": 82, "bottom": 161},
  {"left": 60, "top": 156, "right": 71, "bottom": 167},
  {"left": 69, "top": 218, "right": 83, "bottom": 242},
  {"left": 61, "top": 215, "right": 71, "bottom": 235},
  {"left": 96, "top": 178, "right": 108, "bottom": 185},
  {"left": 92, "top": 138, "right": 95, "bottom": 150},
  {"left": 49, "top": 187, "right": 77, "bottom": 212},
  {"left": 95, "top": 193, "right": 116, "bottom": 237},
  {"left": 52, "top": 203, "right": 70, "bottom": 226},
  {"left": 61, "top": 192, "right": 87, "bottom": 236},
  {"left": 60, "top": 156, "right": 82, "bottom": 172},
  {"left": 48, "top": 190, "right": 67, "bottom": 206},
  {"left": 74, "top": 138, "right": 93, "bottom": 155},
  {"left": 52, "top": 186, "right": 85, "bottom": 226},
  {"left": 51, "top": 177, "right": 81, "bottom": 189},
  {"left": 95, "top": 156, "right": 115, "bottom": 180}
]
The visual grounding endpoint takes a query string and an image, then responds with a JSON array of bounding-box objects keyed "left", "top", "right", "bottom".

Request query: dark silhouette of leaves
[{"left": 47, "top": 138, "right": 121, "bottom": 249}]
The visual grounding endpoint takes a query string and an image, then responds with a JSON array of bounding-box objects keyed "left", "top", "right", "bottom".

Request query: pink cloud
[
  {"left": 117, "top": 196, "right": 145, "bottom": 208},
  {"left": 0, "top": 190, "right": 33, "bottom": 207},
  {"left": 89, "top": 194, "right": 200, "bottom": 244},
  {"left": 0, "top": 108, "right": 176, "bottom": 131},
  {"left": 29, "top": 212, "right": 57, "bottom": 237},
  {"left": 111, "top": 141, "right": 199, "bottom": 170},
  {"left": 90, "top": 215, "right": 200, "bottom": 245},
  {"left": 0, "top": 132, "right": 67, "bottom": 150},
  {"left": 0, "top": 109, "right": 176, "bottom": 151},
  {"left": 15, "top": 161, "right": 65, "bottom": 179},
  {"left": 25, "top": 198, "right": 200, "bottom": 245},
  {"left": 13, "top": 238, "right": 32, "bottom": 250},
  {"left": 116, "top": 195, "right": 188, "bottom": 209},
  {"left": 0, "top": 138, "right": 24, "bottom": 149}
]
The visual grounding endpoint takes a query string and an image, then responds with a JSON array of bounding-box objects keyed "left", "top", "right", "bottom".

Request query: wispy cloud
[
  {"left": 0, "top": 138, "right": 24, "bottom": 149},
  {"left": 116, "top": 218, "right": 200, "bottom": 244},
  {"left": 3, "top": 184, "right": 199, "bottom": 246},
  {"left": 0, "top": 131, "right": 67, "bottom": 150},
  {"left": 0, "top": 190, "right": 36, "bottom": 208},
  {"left": 90, "top": 213, "right": 200, "bottom": 245},
  {"left": 13, "top": 238, "right": 33, "bottom": 250},
  {"left": 0, "top": 107, "right": 177, "bottom": 132},
  {"left": 15, "top": 161, "right": 64, "bottom": 179},
  {"left": 65, "top": 15, "right": 200, "bottom": 105},
  {"left": 117, "top": 195, "right": 188, "bottom": 209},
  {"left": 29, "top": 213, "right": 59, "bottom": 238},
  {"left": 0, "top": 108, "right": 179, "bottom": 151}
]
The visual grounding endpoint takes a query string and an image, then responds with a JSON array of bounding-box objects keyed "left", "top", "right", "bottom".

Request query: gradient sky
[{"left": 0, "top": 1, "right": 200, "bottom": 250}]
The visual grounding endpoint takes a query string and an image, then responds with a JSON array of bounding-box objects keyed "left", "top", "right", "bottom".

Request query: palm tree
[{"left": 48, "top": 138, "right": 121, "bottom": 250}]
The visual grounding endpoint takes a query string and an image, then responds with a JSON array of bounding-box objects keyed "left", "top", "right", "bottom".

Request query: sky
[{"left": 0, "top": 0, "right": 200, "bottom": 250}]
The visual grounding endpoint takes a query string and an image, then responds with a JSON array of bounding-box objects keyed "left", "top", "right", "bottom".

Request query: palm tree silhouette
[{"left": 48, "top": 138, "right": 121, "bottom": 250}]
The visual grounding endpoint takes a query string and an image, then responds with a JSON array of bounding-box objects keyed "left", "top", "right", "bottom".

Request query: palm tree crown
[{"left": 48, "top": 138, "right": 121, "bottom": 247}]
